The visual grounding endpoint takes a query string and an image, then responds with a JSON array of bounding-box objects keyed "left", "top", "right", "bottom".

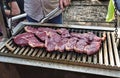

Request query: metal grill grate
[{"left": 0, "top": 26, "right": 120, "bottom": 70}]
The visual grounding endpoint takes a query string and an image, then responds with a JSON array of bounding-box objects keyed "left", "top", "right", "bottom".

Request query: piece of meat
[
  {"left": 84, "top": 41, "right": 101, "bottom": 55},
  {"left": 82, "top": 32, "right": 106, "bottom": 42},
  {"left": 56, "top": 38, "right": 69, "bottom": 52},
  {"left": 13, "top": 32, "right": 44, "bottom": 48},
  {"left": 56, "top": 28, "right": 71, "bottom": 38},
  {"left": 45, "top": 32, "right": 61, "bottom": 52},
  {"left": 65, "top": 37, "right": 78, "bottom": 51},
  {"left": 13, "top": 32, "right": 34, "bottom": 46},
  {"left": 16, "top": 26, "right": 106, "bottom": 55},
  {"left": 74, "top": 39, "right": 88, "bottom": 53},
  {"left": 35, "top": 31, "right": 48, "bottom": 41},
  {"left": 24, "top": 26, "right": 39, "bottom": 33},
  {"left": 71, "top": 33, "right": 83, "bottom": 38},
  {"left": 48, "top": 32, "right": 61, "bottom": 43},
  {"left": 27, "top": 36, "right": 44, "bottom": 48},
  {"left": 45, "top": 37, "right": 57, "bottom": 52},
  {"left": 71, "top": 32, "right": 106, "bottom": 42},
  {"left": 38, "top": 27, "right": 56, "bottom": 35}
]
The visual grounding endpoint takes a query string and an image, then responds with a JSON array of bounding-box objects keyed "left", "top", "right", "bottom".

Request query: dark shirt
[{"left": 4, "top": 0, "right": 24, "bottom": 14}]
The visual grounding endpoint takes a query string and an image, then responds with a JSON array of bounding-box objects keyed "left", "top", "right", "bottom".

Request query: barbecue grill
[
  {"left": 0, "top": 22, "right": 120, "bottom": 77},
  {"left": 0, "top": 0, "right": 120, "bottom": 77}
]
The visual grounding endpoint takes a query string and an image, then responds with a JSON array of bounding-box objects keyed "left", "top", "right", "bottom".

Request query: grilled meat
[
  {"left": 65, "top": 37, "right": 78, "bottom": 51},
  {"left": 56, "top": 38, "right": 69, "bottom": 52},
  {"left": 45, "top": 32, "right": 61, "bottom": 52},
  {"left": 13, "top": 32, "right": 44, "bottom": 48},
  {"left": 84, "top": 41, "right": 101, "bottom": 55},
  {"left": 13, "top": 32, "right": 34, "bottom": 46},
  {"left": 27, "top": 36, "right": 44, "bottom": 48},
  {"left": 74, "top": 39, "right": 88, "bottom": 53},
  {"left": 56, "top": 28, "right": 71, "bottom": 38},
  {"left": 38, "top": 27, "right": 56, "bottom": 34},
  {"left": 35, "top": 31, "right": 48, "bottom": 41},
  {"left": 24, "top": 26, "right": 39, "bottom": 33},
  {"left": 48, "top": 32, "right": 61, "bottom": 43},
  {"left": 45, "top": 37, "right": 57, "bottom": 52},
  {"left": 14, "top": 26, "right": 106, "bottom": 55}
]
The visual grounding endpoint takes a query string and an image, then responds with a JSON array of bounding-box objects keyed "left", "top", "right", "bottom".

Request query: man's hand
[{"left": 59, "top": 0, "right": 71, "bottom": 10}]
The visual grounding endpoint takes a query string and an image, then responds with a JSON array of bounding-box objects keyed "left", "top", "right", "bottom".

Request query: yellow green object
[{"left": 106, "top": 0, "right": 115, "bottom": 22}]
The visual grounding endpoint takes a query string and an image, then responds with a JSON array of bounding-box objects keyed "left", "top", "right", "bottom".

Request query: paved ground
[{"left": 63, "top": 0, "right": 114, "bottom": 27}]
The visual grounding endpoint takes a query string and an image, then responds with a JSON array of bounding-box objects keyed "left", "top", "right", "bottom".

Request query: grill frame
[{"left": 0, "top": 22, "right": 120, "bottom": 70}]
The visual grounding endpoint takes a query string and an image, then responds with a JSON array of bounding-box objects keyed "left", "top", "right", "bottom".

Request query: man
[
  {"left": 24, "top": 0, "right": 71, "bottom": 24},
  {"left": 4, "top": 0, "right": 24, "bottom": 17},
  {"left": 0, "top": 0, "right": 8, "bottom": 36}
]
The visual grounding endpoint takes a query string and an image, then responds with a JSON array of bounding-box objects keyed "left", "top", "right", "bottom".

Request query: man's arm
[{"left": 5, "top": 1, "right": 20, "bottom": 16}]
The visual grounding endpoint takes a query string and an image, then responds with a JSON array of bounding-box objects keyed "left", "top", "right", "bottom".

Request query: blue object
[
  {"left": 26, "top": 15, "right": 38, "bottom": 22},
  {"left": 27, "top": 14, "right": 62, "bottom": 24},
  {"left": 47, "top": 14, "right": 62, "bottom": 24},
  {"left": 114, "top": 0, "right": 120, "bottom": 12}
]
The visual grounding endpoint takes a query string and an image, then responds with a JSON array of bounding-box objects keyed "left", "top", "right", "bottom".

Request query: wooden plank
[
  {"left": 31, "top": 49, "right": 39, "bottom": 57},
  {"left": 22, "top": 47, "right": 30, "bottom": 55},
  {"left": 103, "top": 32, "right": 109, "bottom": 65},
  {"left": 36, "top": 49, "right": 43, "bottom": 57},
  {"left": 82, "top": 55, "right": 87, "bottom": 63},
  {"left": 107, "top": 32, "right": 115, "bottom": 66},
  {"left": 18, "top": 47, "right": 25, "bottom": 55},
  {"left": 99, "top": 47, "right": 103, "bottom": 64},
  {"left": 93, "top": 54, "right": 97, "bottom": 64},
  {"left": 27, "top": 48, "right": 34, "bottom": 56},
  {"left": 87, "top": 55, "right": 92, "bottom": 63},
  {"left": 98, "top": 30, "right": 104, "bottom": 64},
  {"left": 112, "top": 33, "right": 120, "bottom": 67}
]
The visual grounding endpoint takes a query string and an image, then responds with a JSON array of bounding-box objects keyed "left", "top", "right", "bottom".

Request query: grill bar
[{"left": 111, "top": 33, "right": 120, "bottom": 66}]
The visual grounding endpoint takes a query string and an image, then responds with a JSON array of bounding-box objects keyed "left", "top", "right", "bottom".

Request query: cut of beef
[
  {"left": 71, "top": 33, "right": 83, "bottom": 38},
  {"left": 48, "top": 32, "right": 61, "bottom": 43},
  {"left": 65, "top": 37, "right": 78, "bottom": 51},
  {"left": 35, "top": 31, "right": 48, "bottom": 41},
  {"left": 74, "top": 39, "right": 88, "bottom": 53},
  {"left": 13, "top": 32, "right": 34, "bottom": 46},
  {"left": 84, "top": 41, "right": 101, "bottom": 55},
  {"left": 13, "top": 26, "right": 106, "bottom": 55},
  {"left": 83, "top": 32, "right": 103, "bottom": 42},
  {"left": 56, "top": 28, "right": 71, "bottom": 38},
  {"left": 45, "top": 32, "right": 61, "bottom": 52},
  {"left": 45, "top": 37, "right": 57, "bottom": 52},
  {"left": 27, "top": 36, "right": 44, "bottom": 48},
  {"left": 38, "top": 27, "right": 56, "bottom": 34},
  {"left": 71, "top": 32, "right": 106, "bottom": 42},
  {"left": 56, "top": 38, "right": 69, "bottom": 52},
  {"left": 24, "top": 26, "right": 39, "bottom": 33},
  {"left": 13, "top": 32, "right": 44, "bottom": 48}
]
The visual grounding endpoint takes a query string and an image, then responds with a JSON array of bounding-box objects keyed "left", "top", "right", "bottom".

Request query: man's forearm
[{"left": 5, "top": 9, "right": 20, "bottom": 16}]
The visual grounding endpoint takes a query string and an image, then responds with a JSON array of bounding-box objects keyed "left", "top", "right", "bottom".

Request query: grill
[{"left": 0, "top": 22, "right": 120, "bottom": 70}]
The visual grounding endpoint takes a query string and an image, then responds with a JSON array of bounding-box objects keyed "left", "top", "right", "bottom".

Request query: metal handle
[{"left": 40, "top": 6, "right": 61, "bottom": 23}]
